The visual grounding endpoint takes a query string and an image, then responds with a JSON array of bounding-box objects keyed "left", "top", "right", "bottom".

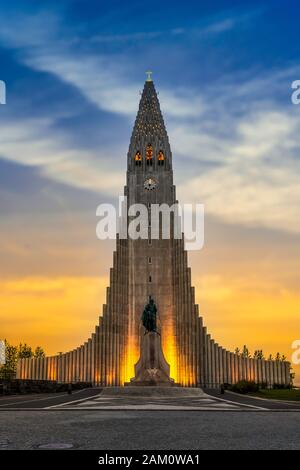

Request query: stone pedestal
[{"left": 128, "top": 331, "right": 175, "bottom": 386}]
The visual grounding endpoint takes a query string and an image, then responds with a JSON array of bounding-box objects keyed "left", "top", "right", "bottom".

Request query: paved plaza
[
  {"left": 0, "top": 388, "right": 300, "bottom": 450},
  {"left": 0, "top": 408, "right": 300, "bottom": 450}
]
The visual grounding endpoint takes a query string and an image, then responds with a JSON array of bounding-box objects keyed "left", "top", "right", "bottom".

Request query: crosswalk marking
[{"left": 47, "top": 391, "right": 266, "bottom": 411}]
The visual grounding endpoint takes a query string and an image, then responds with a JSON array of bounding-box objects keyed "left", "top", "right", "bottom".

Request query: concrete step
[{"left": 100, "top": 386, "right": 205, "bottom": 398}]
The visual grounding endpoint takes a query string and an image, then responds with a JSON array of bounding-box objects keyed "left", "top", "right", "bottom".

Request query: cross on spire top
[{"left": 145, "top": 70, "right": 153, "bottom": 82}]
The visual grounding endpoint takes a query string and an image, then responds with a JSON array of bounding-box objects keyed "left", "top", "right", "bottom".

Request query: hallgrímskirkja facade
[{"left": 17, "top": 77, "right": 290, "bottom": 388}]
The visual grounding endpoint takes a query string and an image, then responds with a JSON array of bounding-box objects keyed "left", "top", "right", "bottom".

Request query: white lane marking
[
  {"left": 45, "top": 392, "right": 103, "bottom": 409},
  {"left": 205, "top": 394, "right": 267, "bottom": 410},
  {"left": 48, "top": 390, "right": 266, "bottom": 411},
  {"left": 226, "top": 391, "right": 300, "bottom": 406},
  {"left": 0, "top": 388, "right": 89, "bottom": 408},
  {"left": 55, "top": 405, "right": 242, "bottom": 411},
  {"left": 52, "top": 395, "right": 244, "bottom": 411}
]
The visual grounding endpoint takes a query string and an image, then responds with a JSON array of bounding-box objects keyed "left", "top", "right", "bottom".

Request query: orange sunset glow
[
  {"left": 1, "top": 213, "right": 299, "bottom": 385},
  {"left": 1, "top": 18, "right": 300, "bottom": 386}
]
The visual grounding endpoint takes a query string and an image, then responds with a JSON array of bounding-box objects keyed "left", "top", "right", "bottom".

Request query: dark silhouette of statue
[
  {"left": 142, "top": 297, "right": 157, "bottom": 332},
  {"left": 129, "top": 295, "right": 174, "bottom": 385}
]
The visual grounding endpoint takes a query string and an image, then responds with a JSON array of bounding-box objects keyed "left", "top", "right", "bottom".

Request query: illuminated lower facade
[{"left": 17, "top": 77, "right": 291, "bottom": 388}]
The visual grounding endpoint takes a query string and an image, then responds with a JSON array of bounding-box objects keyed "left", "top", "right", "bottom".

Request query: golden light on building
[
  {"left": 157, "top": 150, "right": 164, "bottom": 165},
  {"left": 146, "top": 144, "right": 153, "bottom": 165},
  {"left": 124, "top": 336, "right": 139, "bottom": 384},
  {"left": 134, "top": 151, "right": 142, "bottom": 161},
  {"left": 162, "top": 321, "right": 178, "bottom": 383}
]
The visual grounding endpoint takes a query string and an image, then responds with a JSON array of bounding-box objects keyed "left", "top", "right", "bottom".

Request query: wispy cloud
[
  {"left": 172, "top": 68, "right": 300, "bottom": 234},
  {"left": 22, "top": 52, "right": 206, "bottom": 118},
  {"left": 0, "top": 10, "right": 299, "bottom": 236},
  {"left": 0, "top": 118, "right": 124, "bottom": 194}
]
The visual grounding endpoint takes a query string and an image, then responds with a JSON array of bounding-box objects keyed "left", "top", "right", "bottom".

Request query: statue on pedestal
[
  {"left": 128, "top": 297, "right": 175, "bottom": 386},
  {"left": 142, "top": 297, "right": 157, "bottom": 333}
]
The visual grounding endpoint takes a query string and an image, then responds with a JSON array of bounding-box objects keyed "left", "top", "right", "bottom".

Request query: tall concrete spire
[
  {"left": 132, "top": 80, "right": 167, "bottom": 140},
  {"left": 128, "top": 76, "right": 172, "bottom": 171}
]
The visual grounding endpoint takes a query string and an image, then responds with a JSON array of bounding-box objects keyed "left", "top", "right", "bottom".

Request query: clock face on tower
[{"left": 144, "top": 177, "right": 157, "bottom": 191}]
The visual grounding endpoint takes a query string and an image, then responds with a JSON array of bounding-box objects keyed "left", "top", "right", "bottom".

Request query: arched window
[
  {"left": 146, "top": 144, "right": 153, "bottom": 166},
  {"left": 134, "top": 151, "right": 142, "bottom": 166},
  {"left": 157, "top": 150, "right": 164, "bottom": 166}
]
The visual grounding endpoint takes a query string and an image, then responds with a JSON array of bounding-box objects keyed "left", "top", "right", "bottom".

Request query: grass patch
[{"left": 249, "top": 389, "right": 300, "bottom": 401}]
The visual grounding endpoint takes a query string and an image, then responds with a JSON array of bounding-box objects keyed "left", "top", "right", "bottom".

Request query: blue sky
[
  {"left": 1, "top": 0, "right": 300, "bottom": 278},
  {"left": 0, "top": 1, "right": 300, "bottom": 380},
  {"left": 1, "top": 1, "right": 300, "bottom": 223}
]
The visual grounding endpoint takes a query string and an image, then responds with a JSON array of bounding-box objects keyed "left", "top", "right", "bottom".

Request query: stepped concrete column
[
  {"left": 91, "top": 334, "right": 95, "bottom": 385},
  {"left": 255, "top": 359, "right": 259, "bottom": 383},
  {"left": 68, "top": 352, "right": 71, "bottom": 382},
  {"left": 269, "top": 359, "right": 274, "bottom": 385},
  {"left": 33, "top": 358, "right": 37, "bottom": 380},
  {"left": 43, "top": 357, "right": 46, "bottom": 380},
  {"left": 226, "top": 353, "right": 230, "bottom": 384},
  {"left": 87, "top": 340, "right": 91, "bottom": 383},
  {"left": 206, "top": 334, "right": 211, "bottom": 387},
  {"left": 102, "top": 305, "right": 108, "bottom": 385},
  {"left": 28, "top": 358, "right": 31, "bottom": 379},
  {"left": 233, "top": 354, "right": 238, "bottom": 382},
  {"left": 79, "top": 346, "right": 83, "bottom": 382},
  {"left": 261, "top": 360, "right": 266, "bottom": 383},
  {"left": 26, "top": 358, "right": 30, "bottom": 379},
  {"left": 37, "top": 358, "right": 41, "bottom": 381},
  {"left": 273, "top": 360, "right": 278, "bottom": 385},
  {"left": 210, "top": 340, "right": 215, "bottom": 387},
  {"left": 42, "top": 357, "right": 46, "bottom": 380},
  {"left": 72, "top": 349, "right": 76, "bottom": 383},
  {"left": 214, "top": 344, "right": 219, "bottom": 387},
  {"left": 52, "top": 356, "right": 56, "bottom": 380},
  {"left": 218, "top": 346, "right": 223, "bottom": 385},
  {"left": 282, "top": 362, "right": 286, "bottom": 385},
  {"left": 50, "top": 357, "right": 53, "bottom": 381},
  {"left": 222, "top": 349, "right": 227, "bottom": 384},
  {"left": 17, "top": 358, "right": 21, "bottom": 379},
  {"left": 203, "top": 327, "right": 208, "bottom": 387},
  {"left": 280, "top": 361, "right": 284, "bottom": 384},
  {"left": 198, "top": 317, "right": 204, "bottom": 387},
  {"left": 231, "top": 354, "right": 235, "bottom": 382},
  {"left": 23, "top": 359, "right": 26, "bottom": 379},
  {"left": 83, "top": 342, "right": 87, "bottom": 382},
  {"left": 16, "top": 359, "right": 21, "bottom": 379},
  {"left": 40, "top": 357, "right": 44, "bottom": 380},
  {"left": 238, "top": 355, "right": 242, "bottom": 381},
  {"left": 47, "top": 357, "right": 51, "bottom": 381},
  {"left": 251, "top": 358, "right": 255, "bottom": 381},
  {"left": 63, "top": 354, "right": 67, "bottom": 383},
  {"left": 99, "top": 319, "right": 104, "bottom": 386},
  {"left": 247, "top": 358, "right": 251, "bottom": 380},
  {"left": 66, "top": 353, "right": 70, "bottom": 382},
  {"left": 264, "top": 360, "right": 269, "bottom": 386},
  {"left": 31, "top": 358, "right": 36, "bottom": 380},
  {"left": 94, "top": 328, "right": 99, "bottom": 386},
  {"left": 277, "top": 361, "right": 282, "bottom": 384},
  {"left": 285, "top": 362, "right": 290, "bottom": 386},
  {"left": 57, "top": 354, "right": 62, "bottom": 383},
  {"left": 70, "top": 350, "right": 74, "bottom": 382},
  {"left": 75, "top": 348, "right": 80, "bottom": 383},
  {"left": 258, "top": 359, "right": 262, "bottom": 383},
  {"left": 47, "top": 357, "right": 51, "bottom": 380}
]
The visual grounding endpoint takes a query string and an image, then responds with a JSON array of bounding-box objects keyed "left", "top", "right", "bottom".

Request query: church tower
[
  {"left": 124, "top": 75, "right": 178, "bottom": 383},
  {"left": 17, "top": 75, "right": 291, "bottom": 389}
]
